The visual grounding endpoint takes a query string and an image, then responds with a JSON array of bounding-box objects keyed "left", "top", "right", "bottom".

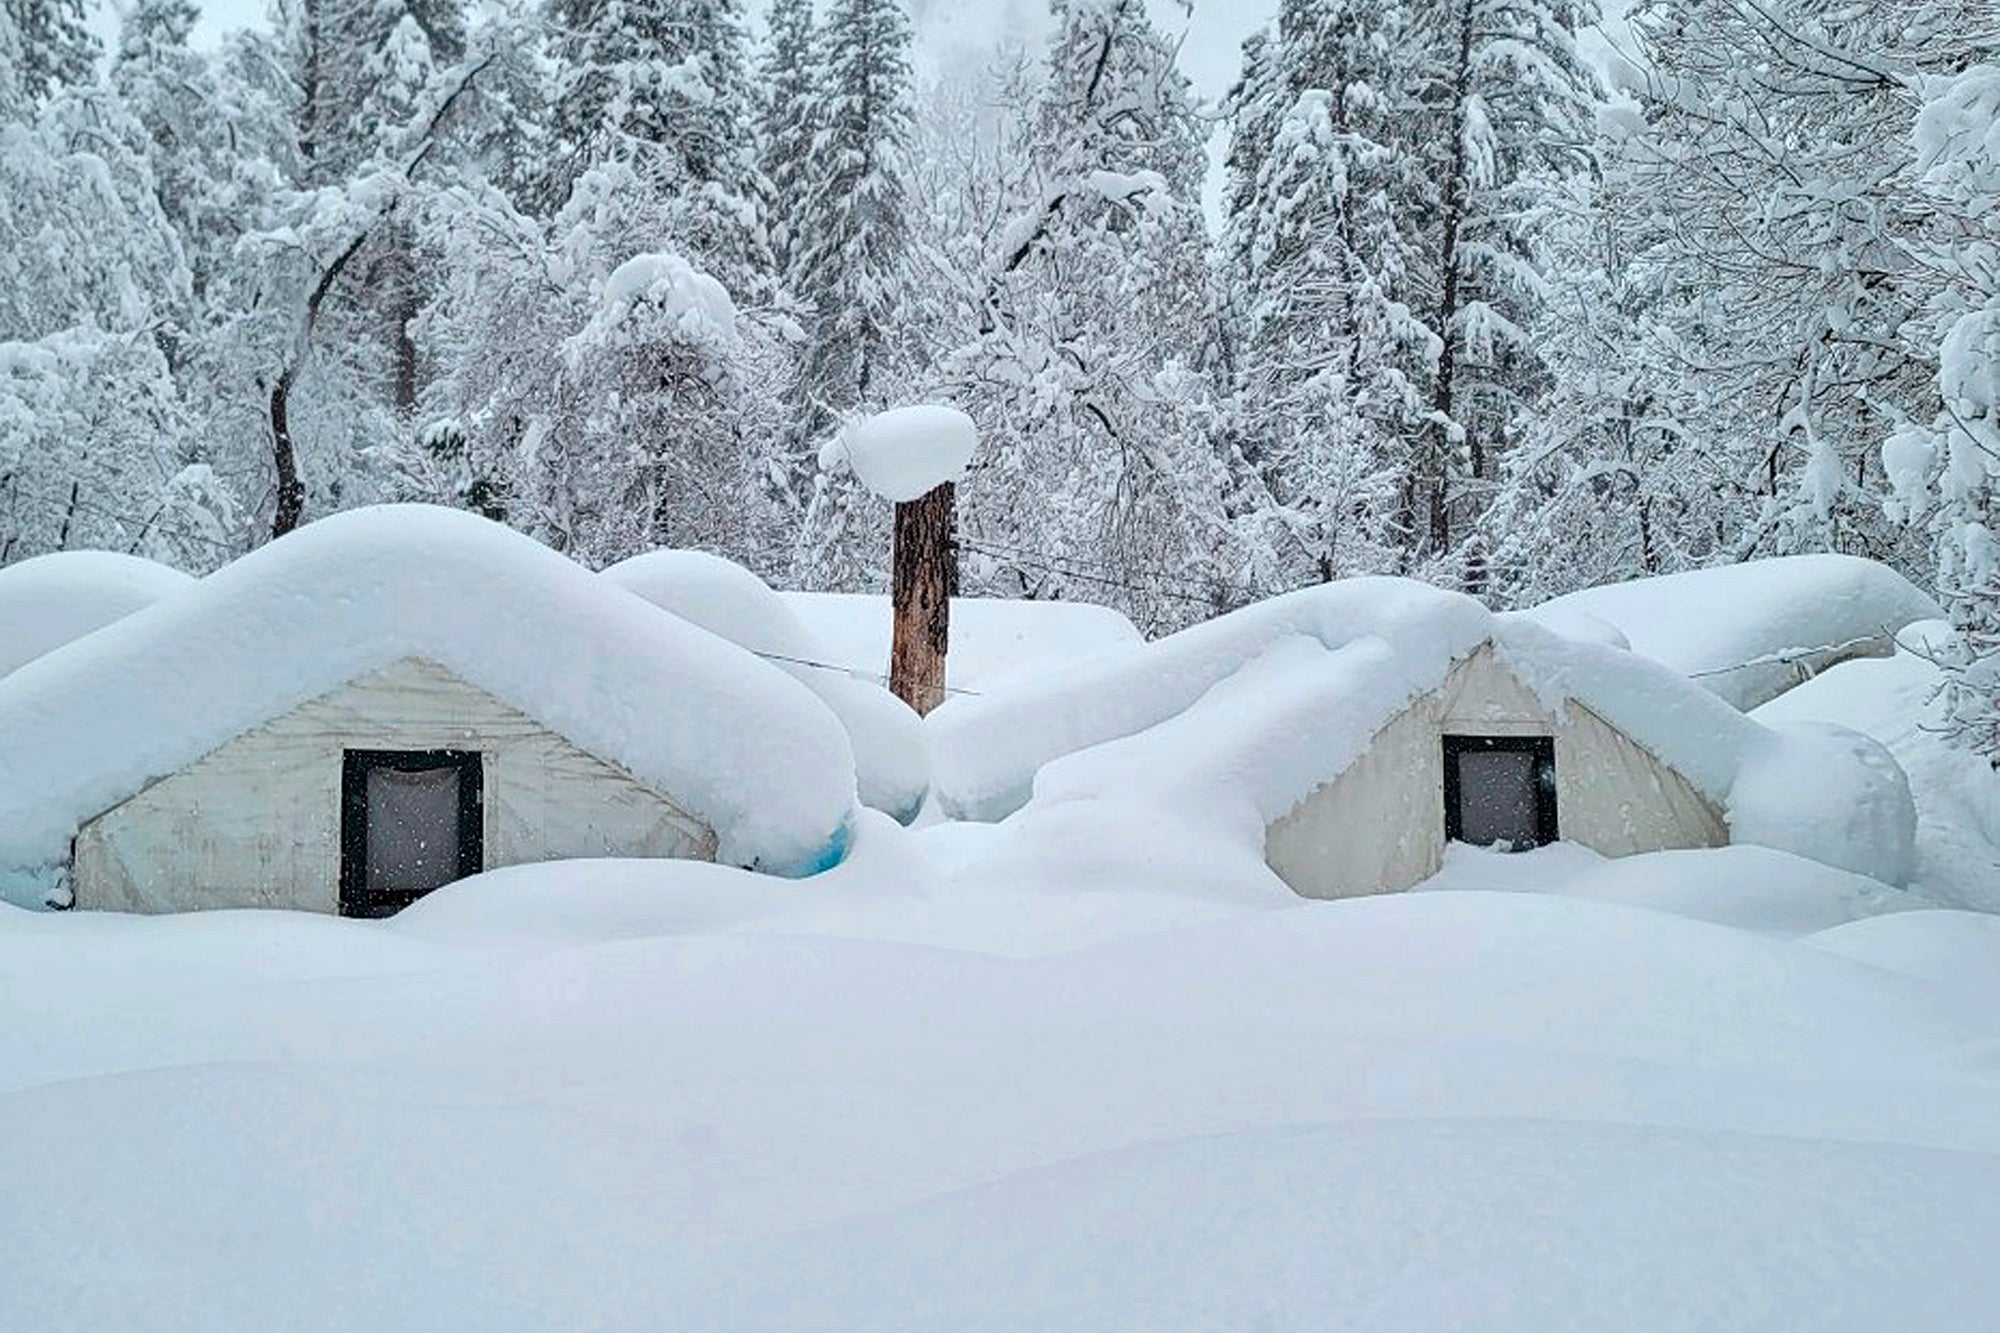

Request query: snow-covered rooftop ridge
[
  {"left": 1524, "top": 555, "right": 1941, "bottom": 710},
  {"left": 929, "top": 577, "right": 1491, "bottom": 821},
  {"left": 0, "top": 506, "right": 858, "bottom": 903},
  {"left": 602, "top": 549, "right": 930, "bottom": 824},
  {"left": 0, "top": 550, "right": 194, "bottom": 678}
]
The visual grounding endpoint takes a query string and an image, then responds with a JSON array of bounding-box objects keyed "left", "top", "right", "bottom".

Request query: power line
[{"left": 752, "top": 647, "right": 983, "bottom": 699}]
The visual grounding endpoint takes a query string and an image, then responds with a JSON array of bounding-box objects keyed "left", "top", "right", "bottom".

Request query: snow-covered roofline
[
  {"left": 936, "top": 576, "right": 1912, "bottom": 883},
  {"left": 0, "top": 507, "right": 859, "bottom": 903},
  {"left": 0, "top": 550, "right": 194, "bottom": 678}
]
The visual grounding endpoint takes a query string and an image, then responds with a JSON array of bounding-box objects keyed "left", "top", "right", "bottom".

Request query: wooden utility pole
[{"left": 889, "top": 480, "right": 955, "bottom": 715}]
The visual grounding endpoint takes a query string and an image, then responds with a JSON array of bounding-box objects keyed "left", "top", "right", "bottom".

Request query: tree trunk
[
  {"left": 270, "top": 371, "right": 305, "bottom": 538},
  {"left": 1422, "top": 0, "right": 1478, "bottom": 563},
  {"left": 889, "top": 481, "right": 954, "bottom": 716}
]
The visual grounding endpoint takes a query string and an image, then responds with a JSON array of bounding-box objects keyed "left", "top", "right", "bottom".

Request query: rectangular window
[
  {"left": 340, "top": 750, "right": 483, "bottom": 918},
  {"left": 1442, "top": 735, "right": 1557, "bottom": 852}
]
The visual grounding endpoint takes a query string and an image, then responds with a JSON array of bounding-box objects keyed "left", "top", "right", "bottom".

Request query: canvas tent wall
[
  {"left": 1264, "top": 644, "right": 1728, "bottom": 900},
  {"left": 0, "top": 507, "right": 860, "bottom": 912}
]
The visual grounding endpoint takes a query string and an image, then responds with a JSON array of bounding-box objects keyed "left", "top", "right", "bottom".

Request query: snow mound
[
  {"left": 1753, "top": 621, "right": 2000, "bottom": 909},
  {"left": 1527, "top": 555, "right": 1941, "bottom": 709},
  {"left": 1729, "top": 722, "right": 1918, "bottom": 887},
  {"left": 387, "top": 857, "right": 801, "bottom": 946},
  {"left": 604, "top": 549, "right": 930, "bottom": 822},
  {"left": 1808, "top": 909, "right": 2000, "bottom": 1006},
  {"left": 834, "top": 404, "right": 977, "bottom": 502},
  {"left": 0, "top": 550, "right": 193, "bottom": 677},
  {"left": 778, "top": 591, "right": 1142, "bottom": 692},
  {"left": 1518, "top": 844, "right": 1916, "bottom": 938},
  {"left": 0, "top": 506, "right": 857, "bottom": 907},
  {"left": 571, "top": 250, "right": 736, "bottom": 355}
]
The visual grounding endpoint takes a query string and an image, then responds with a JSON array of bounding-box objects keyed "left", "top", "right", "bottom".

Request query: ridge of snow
[
  {"left": 0, "top": 506, "right": 858, "bottom": 907},
  {"left": 0, "top": 550, "right": 193, "bottom": 678}
]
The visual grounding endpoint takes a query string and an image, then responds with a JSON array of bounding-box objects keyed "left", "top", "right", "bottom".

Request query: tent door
[
  {"left": 1442, "top": 734, "right": 1557, "bottom": 852},
  {"left": 340, "top": 749, "right": 484, "bottom": 917}
]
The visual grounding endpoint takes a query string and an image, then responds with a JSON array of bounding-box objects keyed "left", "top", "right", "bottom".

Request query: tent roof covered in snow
[
  {"left": 934, "top": 577, "right": 1915, "bottom": 886},
  {"left": 0, "top": 550, "right": 194, "bottom": 678},
  {"left": 1524, "top": 555, "right": 1940, "bottom": 710},
  {"left": 0, "top": 507, "right": 859, "bottom": 905}
]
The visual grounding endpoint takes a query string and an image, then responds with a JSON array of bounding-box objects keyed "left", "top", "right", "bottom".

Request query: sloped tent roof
[
  {"left": 601, "top": 549, "right": 931, "bottom": 823},
  {"left": 0, "top": 550, "right": 194, "bottom": 678},
  {"left": 0, "top": 507, "right": 859, "bottom": 908},
  {"left": 934, "top": 578, "right": 1915, "bottom": 885},
  {"left": 1525, "top": 555, "right": 1941, "bottom": 710}
]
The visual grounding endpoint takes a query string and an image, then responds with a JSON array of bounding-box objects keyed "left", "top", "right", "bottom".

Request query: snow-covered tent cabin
[
  {"left": 602, "top": 550, "right": 931, "bottom": 823},
  {"left": 0, "top": 550, "right": 193, "bottom": 678},
  {"left": 0, "top": 507, "right": 858, "bottom": 914},
  {"left": 934, "top": 578, "right": 1915, "bottom": 896},
  {"left": 1525, "top": 556, "right": 1941, "bottom": 711}
]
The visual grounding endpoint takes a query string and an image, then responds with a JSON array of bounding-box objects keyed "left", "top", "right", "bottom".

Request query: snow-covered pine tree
[
  {"left": 933, "top": 0, "right": 1235, "bottom": 632},
  {"left": 789, "top": 0, "right": 917, "bottom": 430},
  {"left": 785, "top": 0, "right": 919, "bottom": 592},
  {"left": 1887, "top": 54, "right": 2000, "bottom": 755},
  {"left": 1221, "top": 0, "right": 1436, "bottom": 588},
  {"left": 543, "top": 0, "right": 767, "bottom": 288},
  {"left": 4, "top": 0, "right": 96, "bottom": 104},
  {"left": 1401, "top": 0, "right": 1599, "bottom": 578},
  {"left": 755, "top": 0, "right": 817, "bottom": 284}
]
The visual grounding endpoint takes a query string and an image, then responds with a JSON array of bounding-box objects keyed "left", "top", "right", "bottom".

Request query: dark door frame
[
  {"left": 339, "top": 748, "right": 484, "bottom": 918},
  {"left": 1441, "top": 733, "right": 1558, "bottom": 850}
]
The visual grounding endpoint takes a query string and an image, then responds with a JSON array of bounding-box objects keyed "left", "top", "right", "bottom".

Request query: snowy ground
[
  {"left": 8, "top": 582, "right": 2000, "bottom": 1328},
  {"left": 8, "top": 797, "right": 2000, "bottom": 1329}
]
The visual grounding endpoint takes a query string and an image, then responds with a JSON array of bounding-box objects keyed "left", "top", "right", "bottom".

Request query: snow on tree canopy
[
  {"left": 835, "top": 404, "right": 978, "bottom": 503},
  {"left": 931, "top": 576, "right": 1917, "bottom": 886},
  {"left": 0, "top": 551, "right": 193, "bottom": 678},
  {"left": 0, "top": 507, "right": 859, "bottom": 908},
  {"left": 602, "top": 550, "right": 931, "bottom": 824},
  {"left": 564, "top": 251, "right": 739, "bottom": 368},
  {"left": 1524, "top": 557, "right": 1942, "bottom": 711}
]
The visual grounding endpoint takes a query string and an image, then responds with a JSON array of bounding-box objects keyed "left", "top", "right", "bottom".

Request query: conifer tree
[{"left": 756, "top": 0, "right": 818, "bottom": 283}]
